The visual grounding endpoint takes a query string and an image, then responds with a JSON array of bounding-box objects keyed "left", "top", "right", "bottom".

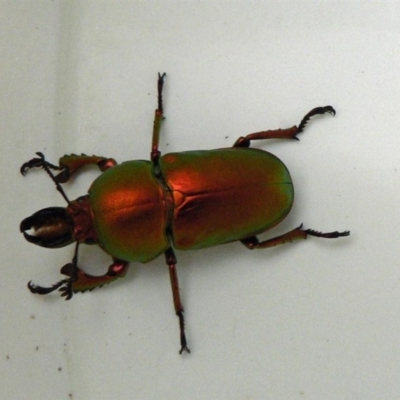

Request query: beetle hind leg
[
  {"left": 241, "top": 224, "right": 349, "bottom": 249},
  {"left": 165, "top": 248, "right": 190, "bottom": 354},
  {"left": 233, "top": 106, "right": 335, "bottom": 147}
]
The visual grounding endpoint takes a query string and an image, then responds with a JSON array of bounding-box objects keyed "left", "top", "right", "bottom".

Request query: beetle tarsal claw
[
  {"left": 304, "top": 228, "right": 350, "bottom": 238},
  {"left": 179, "top": 345, "right": 191, "bottom": 354},
  {"left": 27, "top": 279, "right": 68, "bottom": 295},
  {"left": 20, "top": 152, "right": 63, "bottom": 176},
  {"left": 297, "top": 105, "right": 336, "bottom": 134},
  {"left": 59, "top": 283, "right": 73, "bottom": 300}
]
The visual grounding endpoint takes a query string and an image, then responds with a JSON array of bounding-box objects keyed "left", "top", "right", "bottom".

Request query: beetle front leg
[
  {"left": 28, "top": 242, "right": 129, "bottom": 300},
  {"left": 20, "top": 152, "right": 62, "bottom": 175},
  {"left": 241, "top": 224, "right": 349, "bottom": 249},
  {"left": 60, "top": 258, "right": 130, "bottom": 296},
  {"left": 165, "top": 247, "right": 190, "bottom": 354},
  {"left": 233, "top": 106, "right": 335, "bottom": 147},
  {"left": 21, "top": 152, "right": 117, "bottom": 183},
  {"left": 56, "top": 154, "right": 117, "bottom": 183}
]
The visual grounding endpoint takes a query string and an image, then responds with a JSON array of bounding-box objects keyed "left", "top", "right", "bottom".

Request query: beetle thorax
[{"left": 67, "top": 196, "right": 98, "bottom": 245}]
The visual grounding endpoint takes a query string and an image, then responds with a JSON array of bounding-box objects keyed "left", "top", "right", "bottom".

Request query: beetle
[{"left": 20, "top": 73, "right": 349, "bottom": 353}]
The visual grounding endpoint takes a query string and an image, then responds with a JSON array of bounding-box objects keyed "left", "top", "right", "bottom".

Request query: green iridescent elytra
[{"left": 89, "top": 148, "right": 293, "bottom": 262}]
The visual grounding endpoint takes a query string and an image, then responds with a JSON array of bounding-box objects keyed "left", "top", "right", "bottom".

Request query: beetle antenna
[{"left": 37, "top": 152, "right": 71, "bottom": 204}]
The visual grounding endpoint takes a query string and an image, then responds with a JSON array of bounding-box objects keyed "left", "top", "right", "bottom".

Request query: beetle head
[
  {"left": 21, "top": 196, "right": 98, "bottom": 249},
  {"left": 20, "top": 207, "right": 74, "bottom": 248}
]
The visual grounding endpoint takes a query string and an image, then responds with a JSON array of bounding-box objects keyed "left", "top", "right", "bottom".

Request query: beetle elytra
[{"left": 20, "top": 73, "right": 349, "bottom": 353}]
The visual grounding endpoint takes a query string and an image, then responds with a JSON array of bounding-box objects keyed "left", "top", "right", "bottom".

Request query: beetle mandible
[{"left": 20, "top": 73, "right": 349, "bottom": 354}]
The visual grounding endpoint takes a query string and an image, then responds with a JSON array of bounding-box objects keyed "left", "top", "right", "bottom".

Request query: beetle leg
[
  {"left": 60, "top": 258, "right": 130, "bottom": 296},
  {"left": 151, "top": 72, "right": 166, "bottom": 164},
  {"left": 27, "top": 241, "right": 82, "bottom": 300},
  {"left": 297, "top": 106, "right": 336, "bottom": 134},
  {"left": 21, "top": 151, "right": 62, "bottom": 175},
  {"left": 241, "top": 224, "right": 350, "bottom": 249},
  {"left": 21, "top": 152, "right": 116, "bottom": 182},
  {"left": 56, "top": 154, "right": 117, "bottom": 183},
  {"left": 165, "top": 247, "right": 190, "bottom": 354},
  {"left": 27, "top": 242, "right": 129, "bottom": 300},
  {"left": 28, "top": 278, "right": 69, "bottom": 296},
  {"left": 233, "top": 106, "right": 335, "bottom": 147}
]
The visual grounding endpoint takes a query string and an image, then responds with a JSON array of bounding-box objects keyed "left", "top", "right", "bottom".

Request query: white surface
[{"left": 1, "top": 1, "right": 400, "bottom": 399}]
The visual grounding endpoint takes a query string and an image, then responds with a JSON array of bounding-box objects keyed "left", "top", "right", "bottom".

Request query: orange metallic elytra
[{"left": 20, "top": 73, "right": 349, "bottom": 353}]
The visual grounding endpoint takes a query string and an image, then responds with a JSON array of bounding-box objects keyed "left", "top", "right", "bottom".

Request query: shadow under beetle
[{"left": 20, "top": 73, "right": 349, "bottom": 354}]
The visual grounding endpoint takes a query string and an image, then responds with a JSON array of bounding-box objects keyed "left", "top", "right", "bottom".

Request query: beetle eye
[{"left": 20, "top": 207, "right": 74, "bottom": 248}]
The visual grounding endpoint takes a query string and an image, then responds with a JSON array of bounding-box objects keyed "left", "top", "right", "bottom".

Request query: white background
[{"left": 1, "top": 1, "right": 399, "bottom": 399}]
